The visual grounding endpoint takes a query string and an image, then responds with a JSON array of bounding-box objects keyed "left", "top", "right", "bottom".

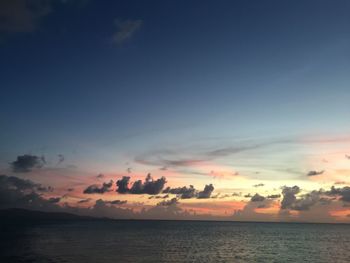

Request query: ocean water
[{"left": 1, "top": 220, "right": 350, "bottom": 263}]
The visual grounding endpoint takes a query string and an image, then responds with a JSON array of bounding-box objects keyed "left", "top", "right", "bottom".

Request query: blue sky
[
  {"left": 1, "top": 0, "right": 350, "bottom": 222},
  {"left": 1, "top": 0, "right": 350, "bottom": 153}
]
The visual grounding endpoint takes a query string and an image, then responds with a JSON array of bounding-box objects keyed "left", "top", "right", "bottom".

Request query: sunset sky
[{"left": 1, "top": 0, "right": 350, "bottom": 223}]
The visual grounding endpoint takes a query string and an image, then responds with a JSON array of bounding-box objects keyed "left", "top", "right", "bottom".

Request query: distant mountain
[{"left": 0, "top": 208, "right": 97, "bottom": 224}]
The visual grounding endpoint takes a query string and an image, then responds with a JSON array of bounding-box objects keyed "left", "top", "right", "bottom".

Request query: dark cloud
[
  {"left": 112, "top": 19, "right": 143, "bottom": 44},
  {"left": 94, "top": 199, "right": 127, "bottom": 206},
  {"left": 0, "top": 174, "right": 36, "bottom": 189},
  {"left": 48, "top": 197, "right": 61, "bottom": 203},
  {"left": 244, "top": 193, "right": 252, "bottom": 198},
  {"left": 281, "top": 186, "right": 300, "bottom": 209},
  {"left": 78, "top": 198, "right": 91, "bottom": 204},
  {"left": 334, "top": 181, "right": 347, "bottom": 185},
  {"left": 163, "top": 185, "right": 196, "bottom": 199},
  {"left": 211, "top": 193, "right": 232, "bottom": 199},
  {"left": 0, "top": 174, "right": 52, "bottom": 194},
  {"left": 267, "top": 194, "right": 281, "bottom": 199},
  {"left": 117, "top": 174, "right": 166, "bottom": 195},
  {"left": 157, "top": 198, "right": 179, "bottom": 206},
  {"left": 219, "top": 194, "right": 231, "bottom": 199},
  {"left": 97, "top": 173, "right": 104, "bottom": 179},
  {"left": 280, "top": 186, "right": 325, "bottom": 211},
  {"left": 340, "top": 188, "right": 350, "bottom": 202},
  {"left": 307, "top": 170, "right": 324, "bottom": 176},
  {"left": 149, "top": 194, "right": 169, "bottom": 199},
  {"left": 250, "top": 193, "right": 266, "bottom": 202},
  {"left": 67, "top": 188, "right": 74, "bottom": 192},
  {"left": 326, "top": 186, "right": 350, "bottom": 202},
  {"left": 0, "top": 175, "right": 60, "bottom": 211},
  {"left": 290, "top": 191, "right": 321, "bottom": 211},
  {"left": 253, "top": 183, "right": 264, "bottom": 188},
  {"left": 131, "top": 174, "right": 167, "bottom": 195},
  {"left": 210, "top": 193, "right": 220, "bottom": 199},
  {"left": 326, "top": 186, "right": 340, "bottom": 196},
  {"left": 109, "top": 200, "right": 127, "bottom": 205},
  {"left": 197, "top": 184, "right": 214, "bottom": 199},
  {"left": 116, "top": 176, "right": 130, "bottom": 194},
  {"left": 116, "top": 174, "right": 167, "bottom": 195},
  {"left": 11, "top": 154, "right": 45, "bottom": 173},
  {"left": 319, "top": 197, "right": 333, "bottom": 205},
  {"left": 278, "top": 184, "right": 350, "bottom": 212},
  {"left": 345, "top": 155, "right": 350, "bottom": 160},
  {"left": 129, "top": 180, "right": 143, "bottom": 194},
  {"left": 163, "top": 184, "right": 214, "bottom": 199},
  {"left": 83, "top": 180, "right": 113, "bottom": 194}
]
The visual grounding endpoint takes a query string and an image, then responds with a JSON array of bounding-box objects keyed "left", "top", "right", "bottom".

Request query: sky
[{"left": 1, "top": 0, "right": 350, "bottom": 223}]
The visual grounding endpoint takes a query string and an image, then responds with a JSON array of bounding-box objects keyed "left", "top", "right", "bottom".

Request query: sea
[{"left": 1, "top": 220, "right": 350, "bottom": 263}]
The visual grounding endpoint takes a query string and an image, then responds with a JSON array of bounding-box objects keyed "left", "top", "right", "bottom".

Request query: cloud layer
[{"left": 1, "top": 173, "right": 350, "bottom": 222}]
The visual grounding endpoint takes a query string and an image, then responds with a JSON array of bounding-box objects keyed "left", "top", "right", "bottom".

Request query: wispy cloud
[
  {"left": 112, "top": 19, "right": 143, "bottom": 44},
  {"left": 134, "top": 137, "right": 293, "bottom": 170},
  {"left": 307, "top": 170, "right": 324, "bottom": 176}
]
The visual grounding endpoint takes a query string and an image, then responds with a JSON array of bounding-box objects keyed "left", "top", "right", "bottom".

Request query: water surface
[{"left": 1, "top": 220, "right": 350, "bottom": 262}]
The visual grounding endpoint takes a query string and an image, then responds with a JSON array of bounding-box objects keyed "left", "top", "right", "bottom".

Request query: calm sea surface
[{"left": 1, "top": 220, "right": 350, "bottom": 263}]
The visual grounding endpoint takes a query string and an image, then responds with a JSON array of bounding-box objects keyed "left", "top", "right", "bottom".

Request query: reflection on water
[{"left": 1, "top": 220, "right": 350, "bottom": 262}]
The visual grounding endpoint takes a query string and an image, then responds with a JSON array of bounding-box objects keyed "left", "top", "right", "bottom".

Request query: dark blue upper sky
[
  {"left": 1, "top": 0, "right": 350, "bottom": 158},
  {"left": 2, "top": 0, "right": 350, "bottom": 223}
]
